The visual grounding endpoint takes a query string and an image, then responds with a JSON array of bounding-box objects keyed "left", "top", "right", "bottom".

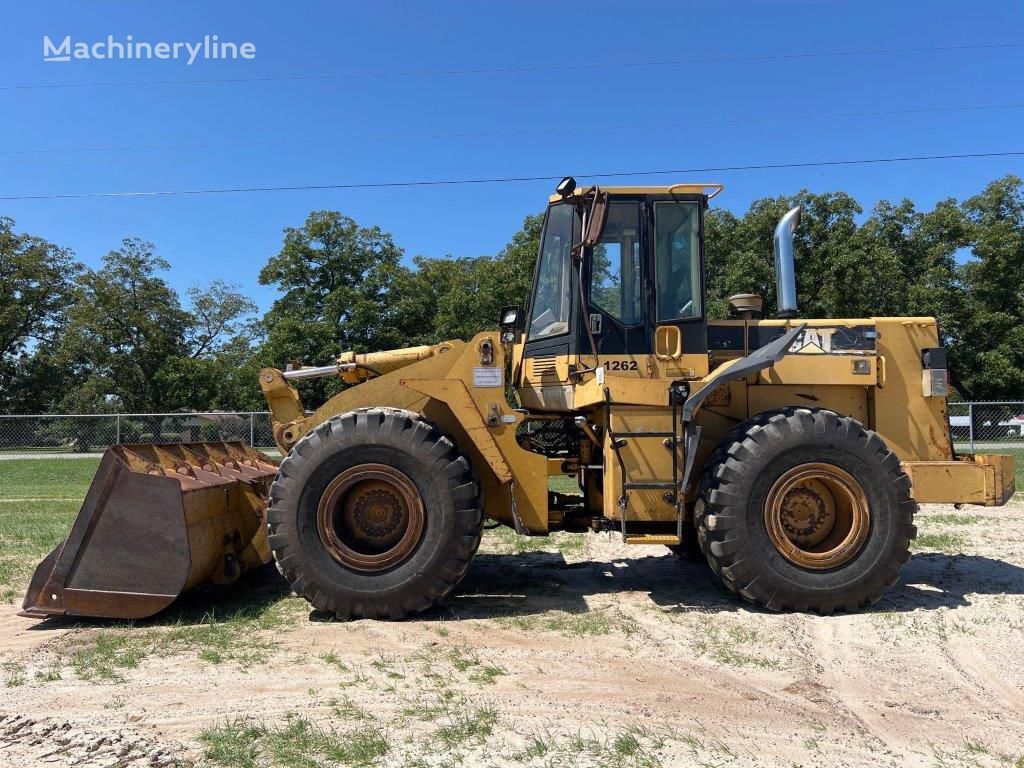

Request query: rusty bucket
[{"left": 21, "top": 442, "right": 278, "bottom": 621}]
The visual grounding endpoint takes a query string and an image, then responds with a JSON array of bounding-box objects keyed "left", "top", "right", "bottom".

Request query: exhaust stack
[{"left": 773, "top": 206, "right": 801, "bottom": 319}]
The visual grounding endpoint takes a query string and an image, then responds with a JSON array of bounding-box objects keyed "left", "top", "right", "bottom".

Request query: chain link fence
[
  {"left": 0, "top": 412, "right": 278, "bottom": 456},
  {"left": 0, "top": 405, "right": 1022, "bottom": 469},
  {"left": 947, "top": 401, "right": 1024, "bottom": 471}
]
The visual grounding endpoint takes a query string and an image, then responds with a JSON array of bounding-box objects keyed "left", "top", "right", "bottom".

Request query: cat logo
[{"left": 790, "top": 327, "right": 836, "bottom": 355}]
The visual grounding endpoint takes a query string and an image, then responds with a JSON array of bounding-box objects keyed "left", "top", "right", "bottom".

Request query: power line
[
  {"left": 3, "top": 42, "right": 1021, "bottom": 92},
  {"left": 3, "top": 102, "right": 1023, "bottom": 157},
  {"left": 2, "top": 150, "right": 1022, "bottom": 202}
]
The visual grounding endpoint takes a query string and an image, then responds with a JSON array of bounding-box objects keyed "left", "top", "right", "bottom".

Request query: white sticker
[
  {"left": 595, "top": 366, "right": 605, "bottom": 385},
  {"left": 473, "top": 367, "right": 503, "bottom": 387}
]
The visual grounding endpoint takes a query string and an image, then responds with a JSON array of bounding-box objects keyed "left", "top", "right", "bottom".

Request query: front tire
[
  {"left": 267, "top": 408, "right": 482, "bottom": 620},
  {"left": 695, "top": 408, "right": 916, "bottom": 614}
]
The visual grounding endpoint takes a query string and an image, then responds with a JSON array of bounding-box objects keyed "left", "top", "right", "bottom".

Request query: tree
[
  {"left": 705, "top": 191, "right": 870, "bottom": 319},
  {"left": 856, "top": 197, "right": 964, "bottom": 322},
  {"left": 257, "top": 211, "right": 410, "bottom": 404},
  {"left": 160, "top": 280, "right": 262, "bottom": 411},
  {"left": 390, "top": 212, "right": 542, "bottom": 344},
  {"left": 185, "top": 280, "right": 259, "bottom": 359},
  {"left": 58, "top": 239, "right": 260, "bottom": 415},
  {"left": 494, "top": 212, "right": 543, "bottom": 300},
  {"left": 59, "top": 238, "right": 190, "bottom": 414},
  {"left": 0, "top": 218, "right": 81, "bottom": 412},
  {"left": 949, "top": 175, "right": 1024, "bottom": 400}
]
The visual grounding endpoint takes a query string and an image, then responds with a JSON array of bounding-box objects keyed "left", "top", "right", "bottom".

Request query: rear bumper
[{"left": 903, "top": 454, "right": 1016, "bottom": 506}]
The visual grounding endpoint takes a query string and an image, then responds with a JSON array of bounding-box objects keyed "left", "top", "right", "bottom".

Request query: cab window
[
  {"left": 654, "top": 202, "right": 702, "bottom": 321},
  {"left": 589, "top": 202, "right": 642, "bottom": 325},
  {"left": 528, "top": 204, "right": 576, "bottom": 339}
]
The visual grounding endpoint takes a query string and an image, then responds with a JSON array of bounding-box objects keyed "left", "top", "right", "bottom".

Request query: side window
[
  {"left": 655, "top": 202, "right": 702, "bottom": 321},
  {"left": 589, "top": 202, "right": 642, "bottom": 325},
  {"left": 528, "top": 204, "right": 576, "bottom": 340}
]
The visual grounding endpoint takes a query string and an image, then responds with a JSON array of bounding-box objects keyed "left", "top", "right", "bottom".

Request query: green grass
[
  {"left": 65, "top": 598, "right": 300, "bottom": 682},
  {"left": 444, "top": 645, "right": 507, "bottom": 684},
  {"left": 912, "top": 531, "right": 969, "bottom": 554},
  {"left": 497, "top": 609, "right": 614, "bottom": 637},
  {"left": 548, "top": 474, "right": 582, "bottom": 496},
  {"left": 924, "top": 512, "right": 984, "bottom": 526},
  {"left": 0, "top": 458, "right": 102, "bottom": 601},
  {"left": 200, "top": 713, "right": 390, "bottom": 768},
  {"left": 432, "top": 700, "right": 498, "bottom": 749},
  {"left": 330, "top": 695, "right": 372, "bottom": 722},
  {"left": 931, "top": 740, "right": 1024, "bottom": 768},
  {"left": 0, "top": 498, "right": 80, "bottom": 602},
  {"left": 690, "top": 616, "right": 782, "bottom": 669},
  {"left": 511, "top": 724, "right": 677, "bottom": 768},
  {"left": 483, "top": 523, "right": 587, "bottom": 557},
  {"left": 2, "top": 660, "right": 26, "bottom": 687},
  {"left": 401, "top": 690, "right": 498, "bottom": 748},
  {"left": 0, "top": 457, "right": 101, "bottom": 499}
]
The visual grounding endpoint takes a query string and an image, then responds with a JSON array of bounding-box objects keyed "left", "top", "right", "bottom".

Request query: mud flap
[{"left": 21, "top": 442, "right": 278, "bottom": 621}]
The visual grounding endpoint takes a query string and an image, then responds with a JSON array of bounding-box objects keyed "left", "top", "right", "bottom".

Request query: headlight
[{"left": 499, "top": 305, "right": 523, "bottom": 334}]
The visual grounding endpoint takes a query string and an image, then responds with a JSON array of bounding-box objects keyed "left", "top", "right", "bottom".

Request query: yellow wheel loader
[{"left": 22, "top": 179, "right": 1016, "bottom": 621}]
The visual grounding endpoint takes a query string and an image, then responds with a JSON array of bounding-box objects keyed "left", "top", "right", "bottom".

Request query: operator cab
[{"left": 509, "top": 179, "right": 722, "bottom": 410}]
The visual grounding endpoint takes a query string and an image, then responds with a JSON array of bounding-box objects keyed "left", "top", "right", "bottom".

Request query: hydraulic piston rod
[{"left": 282, "top": 363, "right": 351, "bottom": 380}]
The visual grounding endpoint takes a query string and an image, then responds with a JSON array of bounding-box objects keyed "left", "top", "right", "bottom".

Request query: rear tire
[
  {"left": 267, "top": 408, "right": 482, "bottom": 620},
  {"left": 695, "top": 407, "right": 916, "bottom": 614}
]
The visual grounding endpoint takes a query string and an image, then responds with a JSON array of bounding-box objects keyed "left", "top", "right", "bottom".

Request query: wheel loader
[{"left": 22, "top": 178, "right": 1016, "bottom": 622}]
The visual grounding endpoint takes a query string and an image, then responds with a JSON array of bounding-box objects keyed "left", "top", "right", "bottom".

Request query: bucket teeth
[{"left": 20, "top": 442, "right": 278, "bottom": 621}]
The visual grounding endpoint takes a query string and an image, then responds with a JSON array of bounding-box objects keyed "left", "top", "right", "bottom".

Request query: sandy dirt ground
[{"left": 2, "top": 499, "right": 1023, "bottom": 767}]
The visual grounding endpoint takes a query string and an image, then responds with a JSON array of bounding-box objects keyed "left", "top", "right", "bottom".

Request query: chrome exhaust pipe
[{"left": 773, "top": 206, "right": 801, "bottom": 319}]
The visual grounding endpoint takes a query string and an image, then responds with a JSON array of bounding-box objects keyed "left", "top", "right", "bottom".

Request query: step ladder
[{"left": 603, "top": 385, "right": 691, "bottom": 544}]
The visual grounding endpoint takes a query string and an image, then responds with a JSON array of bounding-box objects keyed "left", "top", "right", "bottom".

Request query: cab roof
[{"left": 547, "top": 183, "right": 723, "bottom": 204}]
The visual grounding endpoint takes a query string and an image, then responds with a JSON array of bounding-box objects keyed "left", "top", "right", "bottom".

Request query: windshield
[{"left": 528, "top": 204, "right": 576, "bottom": 339}]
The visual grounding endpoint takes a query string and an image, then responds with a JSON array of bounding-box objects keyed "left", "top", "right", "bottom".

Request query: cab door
[
  {"left": 650, "top": 198, "right": 710, "bottom": 379},
  {"left": 583, "top": 200, "right": 652, "bottom": 372}
]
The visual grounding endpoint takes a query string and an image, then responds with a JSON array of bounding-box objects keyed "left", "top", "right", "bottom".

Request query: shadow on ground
[
  {"left": 26, "top": 562, "right": 294, "bottom": 631},
  {"left": 26, "top": 550, "right": 1024, "bottom": 630},
  {"left": 875, "top": 552, "right": 1024, "bottom": 611},
  {"left": 443, "top": 549, "right": 1024, "bottom": 619}
]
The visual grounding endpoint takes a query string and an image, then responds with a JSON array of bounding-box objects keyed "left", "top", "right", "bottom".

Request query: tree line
[{"left": 2, "top": 174, "right": 1022, "bottom": 415}]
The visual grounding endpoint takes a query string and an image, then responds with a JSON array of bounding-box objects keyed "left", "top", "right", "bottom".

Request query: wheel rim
[
  {"left": 316, "top": 463, "right": 425, "bottom": 572},
  {"left": 764, "top": 463, "right": 870, "bottom": 570}
]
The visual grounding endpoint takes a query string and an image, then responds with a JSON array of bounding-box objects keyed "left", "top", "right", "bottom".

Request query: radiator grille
[{"left": 531, "top": 357, "right": 558, "bottom": 379}]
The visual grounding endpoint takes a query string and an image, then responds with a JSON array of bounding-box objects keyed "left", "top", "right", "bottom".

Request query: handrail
[{"left": 667, "top": 183, "right": 724, "bottom": 200}]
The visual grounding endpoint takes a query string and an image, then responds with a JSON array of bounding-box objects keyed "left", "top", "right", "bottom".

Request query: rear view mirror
[
  {"left": 581, "top": 189, "right": 608, "bottom": 249},
  {"left": 571, "top": 188, "right": 609, "bottom": 264}
]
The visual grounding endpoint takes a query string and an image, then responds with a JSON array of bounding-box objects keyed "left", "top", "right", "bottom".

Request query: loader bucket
[{"left": 20, "top": 442, "right": 278, "bottom": 621}]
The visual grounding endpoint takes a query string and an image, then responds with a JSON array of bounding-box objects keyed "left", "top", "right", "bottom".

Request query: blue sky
[{"left": 1, "top": 1, "right": 1022, "bottom": 313}]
